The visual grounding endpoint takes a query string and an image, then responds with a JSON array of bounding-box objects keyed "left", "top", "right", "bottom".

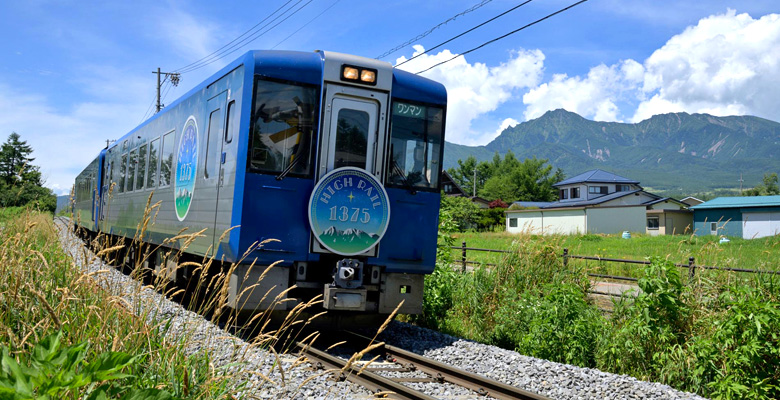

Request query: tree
[
  {"left": 744, "top": 173, "right": 779, "bottom": 196},
  {"left": 479, "top": 156, "right": 563, "bottom": 203},
  {"left": 0, "top": 132, "right": 41, "bottom": 186},
  {"left": 0, "top": 132, "right": 55, "bottom": 212}
]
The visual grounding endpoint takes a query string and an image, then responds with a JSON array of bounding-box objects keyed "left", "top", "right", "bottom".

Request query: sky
[{"left": 0, "top": 0, "right": 777, "bottom": 195}]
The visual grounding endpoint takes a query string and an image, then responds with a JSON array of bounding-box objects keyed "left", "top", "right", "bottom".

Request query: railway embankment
[{"left": 46, "top": 214, "right": 710, "bottom": 399}]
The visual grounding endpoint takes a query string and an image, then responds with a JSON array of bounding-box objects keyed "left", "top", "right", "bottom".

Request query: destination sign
[{"left": 393, "top": 102, "right": 426, "bottom": 119}]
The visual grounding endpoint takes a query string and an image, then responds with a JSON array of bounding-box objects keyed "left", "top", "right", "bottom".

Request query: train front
[{"left": 235, "top": 50, "right": 446, "bottom": 323}]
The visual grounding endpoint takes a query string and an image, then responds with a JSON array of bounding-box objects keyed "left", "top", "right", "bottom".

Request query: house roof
[
  {"left": 690, "top": 195, "right": 780, "bottom": 210},
  {"left": 553, "top": 169, "right": 639, "bottom": 187},
  {"left": 644, "top": 197, "right": 688, "bottom": 207},
  {"left": 512, "top": 201, "right": 554, "bottom": 208},
  {"left": 540, "top": 189, "right": 646, "bottom": 208},
  {"left": 441, "top": 170, "right": 468, "bottom": 196}
]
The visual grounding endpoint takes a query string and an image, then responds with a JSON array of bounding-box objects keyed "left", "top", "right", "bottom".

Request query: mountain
[{"left": 444, "top": 110, "right": 780, "bottom": 195}]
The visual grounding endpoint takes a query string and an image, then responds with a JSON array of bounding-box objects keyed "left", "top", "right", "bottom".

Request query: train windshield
[
  {"left": 249, "top": 78, "right": 318, "bottom": 177},
  {"left": 387, "top": 101, "right": 444, "bottom": 191}
]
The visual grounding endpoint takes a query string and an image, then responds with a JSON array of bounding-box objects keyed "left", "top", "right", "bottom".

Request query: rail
[{"left": 296, "top": 333, "right": 550, "bottom": 400}]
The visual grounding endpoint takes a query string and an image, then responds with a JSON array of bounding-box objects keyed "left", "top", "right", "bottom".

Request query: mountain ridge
[{"left": 444, "top": 109, "right": 780, "bottom": 194}]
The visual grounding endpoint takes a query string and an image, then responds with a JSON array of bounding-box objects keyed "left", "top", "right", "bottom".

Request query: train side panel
[{"left": 100, "top": 62, "right": 248, "bottom": 260}]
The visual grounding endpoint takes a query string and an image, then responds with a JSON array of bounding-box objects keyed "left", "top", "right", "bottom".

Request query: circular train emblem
[
  {"left": 308, "top": 167, "right": 390, "bottom": 256},
  {"left": 175, "top": 116, "right": 198, "bottom": 221}
]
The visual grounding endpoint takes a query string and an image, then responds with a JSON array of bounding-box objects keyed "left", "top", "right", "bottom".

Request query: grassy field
[{"left": 448, "top": 231, "right": 780, "bottom": 279}]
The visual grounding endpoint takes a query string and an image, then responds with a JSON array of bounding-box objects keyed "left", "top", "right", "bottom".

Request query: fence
[{"left": 450, "top": 241, "right": 780, "bottom": 284}]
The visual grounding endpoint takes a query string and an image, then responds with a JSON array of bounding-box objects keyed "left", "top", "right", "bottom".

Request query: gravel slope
[{"left": 57, "top": 219, "right": 707, "bottom": 400}]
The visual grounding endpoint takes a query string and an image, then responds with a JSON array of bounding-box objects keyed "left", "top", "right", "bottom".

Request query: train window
[
  {"left": 119, "top": 153, "right": 127, "bottom": 193},
  {"left": 147, "top": 138, "right": 160, "bottom": 188},
  {"left": 249, "top": 78, "right": 317, "bottom": 176},
  {"left": 127, "top": 149, "right": 137, "bottom": 192},
  {"left": 205, "top": 108, "right": 222, "bottom": 179},
  {"left": 334, "top": 109, "right": 369, "bottom": 169},
  {"left": 136, "top": 144, "right": 147, "bottom": 191},
  {"left": 225, "top": 100, "right": 236, "bottom": 143},
  {"left": 387, "top": 102, "right": 444, "bottom": 191},
  {"left": 160, "top": 131, "right": 174, "bottom": 187}
]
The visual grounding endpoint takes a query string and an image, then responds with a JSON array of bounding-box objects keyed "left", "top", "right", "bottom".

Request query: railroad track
[{"left": 296, "top": 331, "right": 549, "bottom": 400}]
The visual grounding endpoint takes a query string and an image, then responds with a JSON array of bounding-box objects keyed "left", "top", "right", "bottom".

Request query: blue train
[{"left": 72, "top": 50, "right": 446, "bottom": 323}]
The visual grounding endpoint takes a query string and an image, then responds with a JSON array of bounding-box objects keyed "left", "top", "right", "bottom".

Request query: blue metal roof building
[{"left": 690, "top": 195, "right": 780, "bottom": 238}]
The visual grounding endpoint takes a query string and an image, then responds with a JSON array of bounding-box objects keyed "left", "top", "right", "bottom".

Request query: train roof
[{"left": 107, "top": 50, "right": 447, "bottom": 152}]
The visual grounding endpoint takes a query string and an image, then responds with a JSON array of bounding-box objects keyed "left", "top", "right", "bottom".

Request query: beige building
[{"left": 506, "top": 169, "right": 691, "bottom": 235}]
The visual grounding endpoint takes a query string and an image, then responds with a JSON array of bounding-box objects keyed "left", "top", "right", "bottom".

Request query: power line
[
  {"left": 176, "top": 0, "right": 316, "bottom": 74},
  {"left": 174, "top": 0, "right": 297, "bottom": 73},
  {"left": 272, "top": 0, "right": 341, "bottom": 49},
  {"left": 375, "top": 0, "right": 493, "bottom": 60},
  {"left": 415, "top": 0, "right": 591, "bottom": 74},
  {"left": 396, "top": 0, "right": 534, "bottom": 68}
]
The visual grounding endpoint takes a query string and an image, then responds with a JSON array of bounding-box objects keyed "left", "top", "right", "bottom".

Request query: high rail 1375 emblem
[
  {"left": 308, "top": 167, "right": 390, "bottom": 256},
  {"left": 175, "top": 116, "right": 198, "bottom": 221}
]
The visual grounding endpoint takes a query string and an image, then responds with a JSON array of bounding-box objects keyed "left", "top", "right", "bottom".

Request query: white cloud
[
  {"left": 0, "top": 73, "right": 152, "bottom": 195},
  {"left": 520, "top": 10, "right": 780, "bottom": 125},
  {"left": 495, "top": 118, "right": 519, "bottom": 139},
  {"left": 156, "top": 6, "right": 224, "bottom": 61},
  {"left": 395, "top": 45, "right": 544, "bottom": 145},
  {"left": 523, "top": 60, "right": 644, "bottom": 122},
  {"left": 633, "top": 10, "right": 780, "bottom": 122}
]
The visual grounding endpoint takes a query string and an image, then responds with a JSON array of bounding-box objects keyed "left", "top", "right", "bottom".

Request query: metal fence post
[
  {"left": 563, "top": 248, "right": 569, "bottom": 267},
  {"left": 461, "top": 241, "right": 467, "bottom": 272},
  {"left": 688, "top": 256, "right": 696, "bottom": 280}
]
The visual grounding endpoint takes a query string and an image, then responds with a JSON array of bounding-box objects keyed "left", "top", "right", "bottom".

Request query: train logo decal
[
  {"left": 174, "top": 116, "right": 198, "bottom": 221},
  {"left": 308, "top": 167, "right": 390, "bottom": 256}
]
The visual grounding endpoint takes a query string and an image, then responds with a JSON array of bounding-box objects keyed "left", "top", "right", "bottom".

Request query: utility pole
[
  {"left": 472, "top": 165, "right": 477, "bottom": 197},
  {"left": 738, "top": 172, "right": 744, "bottom": 195},
  {"left": 153, "top": 68, "right": 181, "bottom": 113}
]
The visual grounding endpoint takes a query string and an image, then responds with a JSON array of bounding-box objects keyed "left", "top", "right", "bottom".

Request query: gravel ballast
[{"left": 57, "top": 220, "right": 707, "bottom": 400}]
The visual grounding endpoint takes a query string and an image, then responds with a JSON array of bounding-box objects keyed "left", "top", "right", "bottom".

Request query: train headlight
[
  {"left": 342, "top": 66, "right": 359, "bottom": 80},
  {"left": 360, "top": 69, "right": 376, "bottom": 84},
  {"left": 340, "top": 65, "right": 378, "bottom": 86}
]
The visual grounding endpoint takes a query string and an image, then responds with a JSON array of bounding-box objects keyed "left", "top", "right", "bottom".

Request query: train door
[
  {"left": 204, "top": 91, "right": 227, "bottom": 246},
  {"left": 314, "top": 84, "right": 389, "bottom": 255},
  {"left": 318, "top": 85, "right": 388, "bottom": 179}
]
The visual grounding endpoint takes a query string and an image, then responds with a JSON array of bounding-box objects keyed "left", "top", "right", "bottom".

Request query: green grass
[
  {"left": 0, "top": 210, "right": 240, "bottom": 398},
  {"left": 448, "top": 231, "right": 780, "bottom": 279},
  {"left": 422, "top": 221, "right": 780, "bottom": 399}
]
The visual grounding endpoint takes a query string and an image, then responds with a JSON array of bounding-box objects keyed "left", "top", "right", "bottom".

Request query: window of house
[
  {"left": 559, "top": 188, "right": 569, "bottom": 200},
  {"left": 647, "top": 217, "right": 659, "bottom": 229},
  {"left": 589, "top": 186, "right": 608, "bottom": 195},
  {"left": 710, "top": 222, "right": 718, "bottom": 234},
  {"left": 509, "top": 218, "right": 518, "bottom": 228},
  {"left": 571, "top": 187, "right": 580, "bottom": 198},
  {"left": 617, "top": 184, "right": 632, "bottom": 192}
]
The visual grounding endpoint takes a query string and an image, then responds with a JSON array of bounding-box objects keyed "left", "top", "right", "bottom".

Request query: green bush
[
  {"left": 492, "top": 283, "right": 603, "bottom": 367},
  {"left": 598, "top": 257, "right": 691, "bottom": 378}
]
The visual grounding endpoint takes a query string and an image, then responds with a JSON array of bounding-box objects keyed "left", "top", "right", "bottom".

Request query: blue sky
[{"left": 0, "top": 0, "right": 777, "bottom": 194}]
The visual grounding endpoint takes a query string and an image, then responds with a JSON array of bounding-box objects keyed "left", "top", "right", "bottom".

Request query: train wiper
[
  {"left": 392, "top": 159, "right": 417, "bottom": 195},
  {"left": 276, "top": 156, "right": 302, "bottom": 181}
]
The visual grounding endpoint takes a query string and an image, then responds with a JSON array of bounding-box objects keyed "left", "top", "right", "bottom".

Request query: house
[
  {"left": 441, "top": 170, "right": 491, "bottom": 208},
  {"left": 689, "top": 195, "right": 780, "bottom": 239},
  {"left": 505, "top": 169, "right": 692, "bottom": 235}
]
